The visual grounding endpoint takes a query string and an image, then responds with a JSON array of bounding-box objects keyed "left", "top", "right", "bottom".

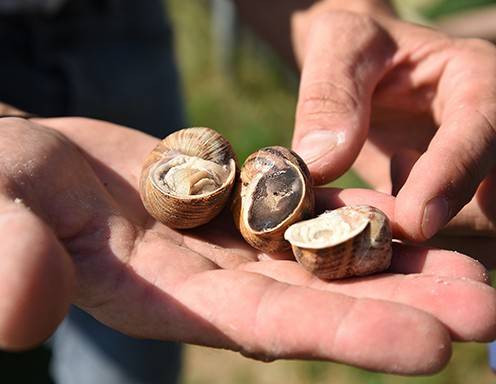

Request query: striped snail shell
[
  {"left": 284, "top": 205, "right": 392, "bottom": 280},
  {"left": 232, "top": 146, "right": 315, "bottom": 253},
  {"left": 140, "top": 127, "right": 237, "bottom": 229}
]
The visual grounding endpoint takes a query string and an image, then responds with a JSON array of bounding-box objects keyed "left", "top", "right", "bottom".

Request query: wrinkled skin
[
  {"left": 0, "top": 117, "right": 494, "bottom": 375},
  {"left": 291, "top": 3, "right": 496, "bottom": 264}
]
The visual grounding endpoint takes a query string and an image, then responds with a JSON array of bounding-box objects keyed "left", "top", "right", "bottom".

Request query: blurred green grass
[
  {"left": 421, "top": 0, "right": 496, "bottom": 18},
  {"left": 167, "top": 0, "right": 494, "bottom": 383}
]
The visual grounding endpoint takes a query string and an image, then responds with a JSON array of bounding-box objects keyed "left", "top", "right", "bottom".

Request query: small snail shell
[
  {"left": 232, "top": 146, "right": 315, "bottom": 253},
  {"left": 284, "top": 205, "right": 392, "bottom": 280},
  {"left": 140, "top": 127, "right": 237, "bottom": 229}
]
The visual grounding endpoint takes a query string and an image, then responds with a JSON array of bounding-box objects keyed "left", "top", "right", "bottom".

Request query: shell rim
[{"left": 284, "top": 209, "right": 370, "bottom": 249}]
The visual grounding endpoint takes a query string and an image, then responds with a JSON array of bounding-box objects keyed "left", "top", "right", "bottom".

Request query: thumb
[
  {"left": 292, "top": 12, "right": 394, "bottom": 184},
  {"left": 0, "top": 199, "right": 74, "bottom": 350}
]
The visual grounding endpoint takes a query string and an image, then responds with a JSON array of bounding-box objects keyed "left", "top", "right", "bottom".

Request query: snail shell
[
  {"left": 140, "top": 127, "right": 237, "bottom": 229},
  {"left": 284, "top": 205, "right": 392, "bottom": 280},
  {"left": 232, "top": 146, "right": 315, "bottom": 253}
]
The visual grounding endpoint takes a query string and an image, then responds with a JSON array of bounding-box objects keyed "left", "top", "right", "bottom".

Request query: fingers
[
  {"left": 79, "top": 221, "right": 451, "bottom": 374},
  {"left": 395, "top": 39, "right": 496, "bottom": 241},
  {"left": 286, "top": 187, "right": 496, "bottom": 342},
  {"left": 388, "top": 243, "right": 489, "bottom": 283},
  {"left": 439, "top": 183, "right": 496, "bottom": 239},
  {"left": 243, "top": 242, "right": 489, "bottom": 283},
  {"left": 172, "top": 270, "right": 451, "bottom": 374},
  {"left": 0, "top": 200, "right": 74, "bottom": 350},
  {"left": 426, "top": 235, "right": 496, "bottom": 269},
  {"left": 238, "top": 240, "right": 494, "bottom": 342},
  {"left": 242, "top": 245, "right": 490, "bottom": 283},
  {"left": 392, "top": 151, "right": 496, "bottom": 240},
  {"left": 314, "top": 186, "right": 496, "bottom": 266},
  {"left": 292, "top": 12, "right": 395, "bottom": 184}
]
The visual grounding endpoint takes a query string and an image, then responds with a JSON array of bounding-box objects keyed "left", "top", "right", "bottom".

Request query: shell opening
[
  {"left": 152, "top": 155, "right": 232, "bottom": 197},
  {"left": 284, "top": 209, "right": 369, "bottom": 249},
  {"left": 247, "top": 167, "right": 303, "bottom": 232}
]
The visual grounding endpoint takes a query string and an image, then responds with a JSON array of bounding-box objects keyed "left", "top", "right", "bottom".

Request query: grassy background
[{"left": 166, "top": 0, "right": 495, "bottom": 383}]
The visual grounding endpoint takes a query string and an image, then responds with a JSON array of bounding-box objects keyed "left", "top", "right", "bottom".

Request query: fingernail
[
  {"left": 422, "top": 197, "right": 450, "bottom": 239},
  {"left": 295, "top": 130, "right": 342, "bottom": 164}
]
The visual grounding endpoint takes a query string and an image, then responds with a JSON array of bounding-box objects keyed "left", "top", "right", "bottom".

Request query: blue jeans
[
  {"left": 0, "top": 1, "right": 184, "bottom": 382},
  {"left": 50, "top": 307, "right": 182, "bottom": 384}
]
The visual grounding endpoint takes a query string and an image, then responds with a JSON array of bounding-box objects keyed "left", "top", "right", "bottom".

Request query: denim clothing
[
  {"left": 51, "top": 307, "right": 182, "bottom": 384},
  {"left": 0, "top": 1, "right": 184, "bottom": 383}
]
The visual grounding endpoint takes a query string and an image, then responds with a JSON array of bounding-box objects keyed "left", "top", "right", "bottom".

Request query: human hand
[
  {"left": 291, "top": 0, "right": 496, "bottom": 244},
  {"left": 358, "top": 108, "right": 496, "bottom": 268},
  {"left": 0, "top": 117, "right": 494, "bottom": 374}
]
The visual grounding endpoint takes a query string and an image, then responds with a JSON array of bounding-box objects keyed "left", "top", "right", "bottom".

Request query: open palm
[{"left": 0, "top": 117, "right": 494, "bottom": 375}]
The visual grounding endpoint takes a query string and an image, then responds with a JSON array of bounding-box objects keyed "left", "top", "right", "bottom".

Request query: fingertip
[
  {"left": 395, "top": 189, "right": 450, "bottom": 242},
  {"left": 394, "top": 183, "right": 431, "bottom": 242},
  {"left": 332, "top": 298, "right": 452, "bottom": 374},
  {"left": 421, "top": 197, "right": 450, "bottom": 240},
  {"left": 418, "top": 327, "right": 452, "bottom": 374},
  {"left": 407, "top": 317, "right": 452, "bottom": 375},
  {"left": 454, "top": 282, "right": 496, "bottom": 342},
  {"left": 391, "top": 244, "right": 490, "bottom": 283}
]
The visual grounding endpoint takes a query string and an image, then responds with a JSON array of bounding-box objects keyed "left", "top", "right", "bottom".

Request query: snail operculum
[
  {"left": 140, "top": 127, "right": 237, "bottom": 229},
  {"left": 232, "top": 146, "right": 315, "bottom": 253},
  {"left": 284, "top": 205, "right": 392, "bottom": 280}
]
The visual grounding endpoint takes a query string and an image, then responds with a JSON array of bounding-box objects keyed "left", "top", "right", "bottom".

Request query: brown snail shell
[
  {"left": 140, "top": 127, "right": 237, "bottom": 229},
  {"left": 284, "top": 205, "right": 392, "bottom": 280},
  {"left": 232, "top": 146, "right": 315, "bottom": 253}
]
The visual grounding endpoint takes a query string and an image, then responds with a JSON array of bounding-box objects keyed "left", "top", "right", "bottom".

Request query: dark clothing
[{"left": 0, "top": 0, "right": 185, "bottom": 136}]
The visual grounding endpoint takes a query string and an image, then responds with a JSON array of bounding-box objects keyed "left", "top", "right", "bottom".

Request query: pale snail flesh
[
  {"left": 284, "top": 205, "right": 392, "bottom": 280},
  {"left": 140, "top": 127, "right": 237, "bottom": 229},
  {"left": 232, "top": 146, "right": 315, "bottom": 253}
]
